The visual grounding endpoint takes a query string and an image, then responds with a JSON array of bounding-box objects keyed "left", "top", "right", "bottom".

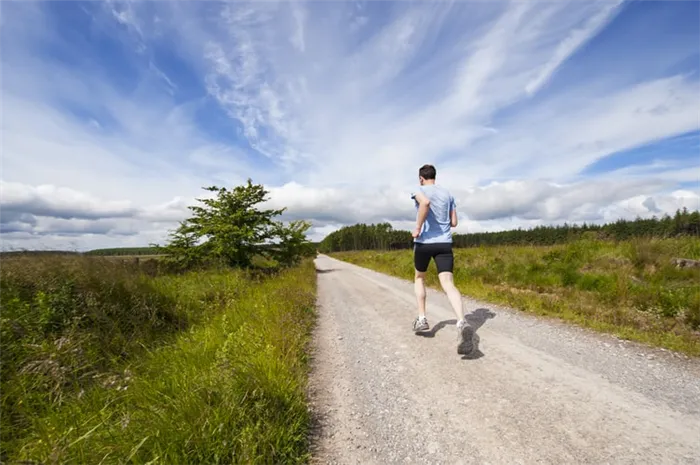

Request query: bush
[
  {"left": 684, "top": 292, "right": 700, "bottom": 330},
  {"left": 626, "top": 239, "right": 665, "bottom": 270},
  {"left": 557, "top": 263, "right": 581, "bottom": 287},
  {"left": 577, "top": 273, "right": 616, "bottom": 294},
  {"left": 0, "top": 254, "right": 240, "bottom": 460},
  {"left": 4, "top": 259, "right": 317, "bottom": 465}
]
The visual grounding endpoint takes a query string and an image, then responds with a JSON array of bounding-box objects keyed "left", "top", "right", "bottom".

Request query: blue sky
[{"left": 1, "top": 0, "right": 699, "bottom": 250}]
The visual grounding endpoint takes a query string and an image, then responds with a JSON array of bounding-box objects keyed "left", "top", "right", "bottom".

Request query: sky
[{"left": 1, "top": 0, "right": 699, "bottom": 251}]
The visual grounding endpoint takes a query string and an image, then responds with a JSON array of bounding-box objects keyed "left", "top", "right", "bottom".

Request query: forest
[{"left": 317, "top": 208, "right": 700, "bottom": 253}]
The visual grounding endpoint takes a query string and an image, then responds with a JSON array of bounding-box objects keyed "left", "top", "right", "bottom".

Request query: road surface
[{"left": 307, "top": 254, "right": 700, "bottom": 465}]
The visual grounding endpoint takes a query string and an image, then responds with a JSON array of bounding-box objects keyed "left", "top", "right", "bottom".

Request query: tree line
[
  {"left": 317, "top": 208, "right": 700, "bottom": 253},
  {"left": 85, "top": 247, "right": 161, "bottom": 256}
]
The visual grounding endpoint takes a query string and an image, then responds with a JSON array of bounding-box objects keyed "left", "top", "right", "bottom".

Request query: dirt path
[{"left": 307, "top": 254, "right": 700, "bottom": 465}]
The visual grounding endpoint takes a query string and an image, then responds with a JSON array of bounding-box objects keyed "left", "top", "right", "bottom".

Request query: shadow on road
[
  {"left": 460, "top": 308, "right": 497, "bottom": 360},
  {"left": 415, "top": 319, "right": 457, "bottom": 338},
  {"left": 466, "top": 308, "right": 497, "bottom": 330},
  {"left": 415, "top": 308, "right": 496, "bottom": 359},
  {"left": 307, "top": 405, "right": 327, "bottom": 460},
  {"left": 315, "top": 268, "right": 336, "bottom": 274}
]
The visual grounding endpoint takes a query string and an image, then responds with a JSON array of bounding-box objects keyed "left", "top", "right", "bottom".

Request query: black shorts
[{"left": 413, "top": 242, "right": 454, "bottom": 273}]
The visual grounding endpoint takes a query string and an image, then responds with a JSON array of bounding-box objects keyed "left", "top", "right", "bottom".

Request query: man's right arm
[{"left": 412, "top": 190, "right": 431, "bottom": 238}]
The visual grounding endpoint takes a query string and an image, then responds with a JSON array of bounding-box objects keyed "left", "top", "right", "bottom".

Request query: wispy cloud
[
  {"left": 195, "top": 1, "right": 697, "bottom": 189},
  {"left": 524, "top": 1, "right": 624, "bottom": 95},
  {"left": 1, "top": 0, "right": 698, "bottom": 249}
]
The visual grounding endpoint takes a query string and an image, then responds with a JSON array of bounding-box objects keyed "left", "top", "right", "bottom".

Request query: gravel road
[{"left": 307, "top": 254, "right": 700, "bottom": 465}]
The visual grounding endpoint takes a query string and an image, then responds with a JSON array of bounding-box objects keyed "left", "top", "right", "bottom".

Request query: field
[
  {"left": 3, "top": 234, "right": 698, "bottom": 463},
  {"left": 1, "top": 254, "right": 317, "bottom": 464},
  {"left": 330, "top": 237, "right": 700, "bottom": 356}
]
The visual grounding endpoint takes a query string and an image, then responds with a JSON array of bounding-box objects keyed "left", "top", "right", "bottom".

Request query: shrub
[
  {"left": 626, "top": 239, "right": 664, "bottom": 270},
  {"left": 4, "top": 259, "right": 317, "bottom": 465},
  {"left": 684, "top": 291, "right": 700, "bottom": 330},
  {"left": 577, "top": 273, "right": 616, "bottom": 294},
  {"left": 0, "top": 254, "right": 225, "bottom": 459}
]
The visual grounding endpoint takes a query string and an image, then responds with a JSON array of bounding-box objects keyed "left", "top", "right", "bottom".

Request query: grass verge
[
  {"left": 1, "top": 254, "right": 317, "bottom": 464},
  {"left": 330, "top": 238, "right": 700, "bottom": 356}
]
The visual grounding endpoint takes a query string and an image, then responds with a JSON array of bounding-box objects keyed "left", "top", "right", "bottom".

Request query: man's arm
[
  {"left": 412, "top": 191, "right": 430, "bottom": 238},
  {"left": 450, "top": 196, "right": 458, "bottom": 227}
]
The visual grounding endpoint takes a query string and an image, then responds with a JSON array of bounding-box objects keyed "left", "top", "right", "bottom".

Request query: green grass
[
  {"left": 1, "top": 254, "right": 317, "bottom": 464},
  {"left": 330, "top": 237, "right": 700, "bottom": 356}
]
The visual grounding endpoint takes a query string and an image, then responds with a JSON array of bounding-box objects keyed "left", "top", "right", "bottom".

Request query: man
[{"left": 410, "top": 164, "right": 473, "bottom": 355}]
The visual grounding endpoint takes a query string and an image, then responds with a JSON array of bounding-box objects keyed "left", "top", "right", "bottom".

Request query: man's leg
[
  {"left": 412, "top": 244, "right": 430, "bottom": 332},
  {"left": 434, "top": 243, "right": 463, "bottom": 321},
  {"left": 435, "top": 244, "right": 473, "bottom": 354},
  {"left": 415, "top": 270, "right": 427, "bottom": 318},
  {"left": 437, "top": 271, "right": 464, "bottom": 322}
]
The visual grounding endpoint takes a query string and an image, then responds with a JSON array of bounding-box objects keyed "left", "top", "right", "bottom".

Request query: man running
[{"left": 410, "top": 164, "right": 473, "bottom": 354}]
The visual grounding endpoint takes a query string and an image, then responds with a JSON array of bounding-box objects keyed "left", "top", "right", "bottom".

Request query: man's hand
[{"left": 412, "top": 227, "right": 421, "bottom": 238}]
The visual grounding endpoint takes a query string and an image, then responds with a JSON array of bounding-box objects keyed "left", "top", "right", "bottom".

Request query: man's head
[{"left": 418, "top": 164, "right": 436, "bottom": 185}]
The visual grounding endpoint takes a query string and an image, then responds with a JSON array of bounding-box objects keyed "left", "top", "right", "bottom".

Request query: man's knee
[
  {"left": 438, "top": 271, "right": 455, "bottom": 287},
  {"left": 415, "top": 270, "right": 426, "bottom": 280}
]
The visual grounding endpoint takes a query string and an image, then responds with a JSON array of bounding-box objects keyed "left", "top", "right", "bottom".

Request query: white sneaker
[{"left": 412, "top": 316, "right": 429, "bottom": 332}]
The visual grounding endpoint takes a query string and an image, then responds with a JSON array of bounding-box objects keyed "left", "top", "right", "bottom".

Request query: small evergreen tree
[{"left": 157, "top": 180, "right": 315, "bottom": 270}]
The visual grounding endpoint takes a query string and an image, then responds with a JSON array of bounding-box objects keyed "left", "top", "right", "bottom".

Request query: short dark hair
[{"left": 418, "top": 164, "right": 436, "bottom": 180}]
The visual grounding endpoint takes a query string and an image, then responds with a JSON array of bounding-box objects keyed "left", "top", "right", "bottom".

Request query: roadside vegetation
[
  {"left": 1, "top": 180, "right": 318, "bottom": 464},
  {"left": 331, "top": 237, "right": 700, "bottom": 356}
]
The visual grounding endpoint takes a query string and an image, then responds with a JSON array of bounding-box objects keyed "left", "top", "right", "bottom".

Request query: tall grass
[
  {"left": 331, "top": 238, "right": 700, "bottom": 356},
  {"left": 1, "top": 254, "right": 317, "bottom": 464}
]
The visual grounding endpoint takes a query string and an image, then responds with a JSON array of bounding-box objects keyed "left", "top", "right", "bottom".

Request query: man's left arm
[{"left": 450, "top": 196, "right": 458, "bottom": 228}]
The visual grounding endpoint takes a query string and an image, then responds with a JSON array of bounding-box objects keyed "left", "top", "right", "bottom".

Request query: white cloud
[
  {"left": 0, "top": 181, "right": 137, "bottom": 220},
  {"left": 264, "top": 176, "right": 699, "bottom": 229},
  {"left": 193, "top": 1, "right": 697, "bottom": 191},
  {"left": 106, "top": 0, "right": 147, "bottom": 53},
  {"left": 0, "top": 229, "right": 168, "bottom": 253},
  {"left": 601, "top": 190, "right": 700, "bottom": 223},
  {"left": 1, "top": 174, "right": 697, "bottom": 251},
  {"left": 470, "top": 75, "right": 700, "bottom": 181},
  {"left": 524, "top": 1, "right": 624, "bottom": 96},
  {"left": 290, "top": 1, "right": 306, "bottom": 52},
  {"left": 149, "top": 60, "right": 177, "bottom": 93}
]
